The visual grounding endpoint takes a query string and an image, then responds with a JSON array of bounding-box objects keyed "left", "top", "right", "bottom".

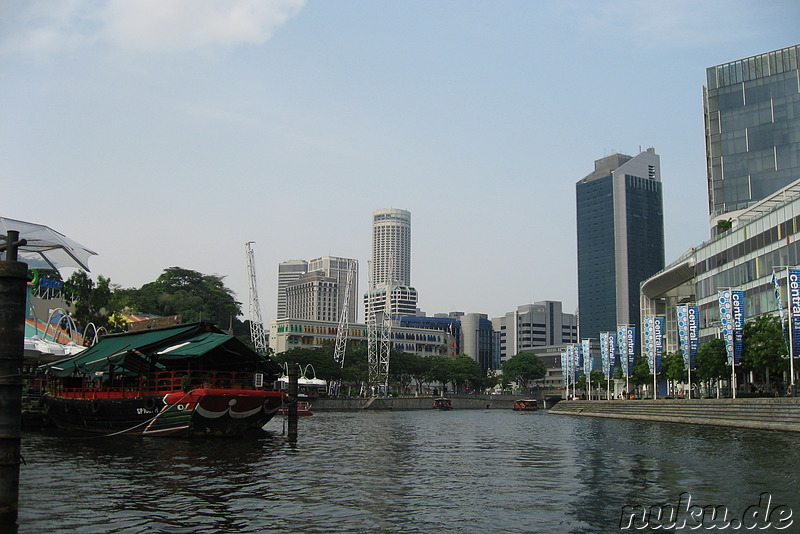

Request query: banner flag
[
  {"left": 719, "top": 290, "right": 734, "bottom": 365},
  {"left": 688, "top": 304, "right": 699, "bottom": 369},
  {"left": 600, "top": 332, "right": 610, "bottom": 376},
  {"left": 790, "top": 269, "right": 800, "bottom": 358},
  {"left": 643, "top": 317, "right": 663, "bottom": 373},
  {"left": 582, "top": 339, "right": 592, "bottom": 375},
  {"left": 608, "top": 333, "right": 616, "bottom": 375},
  {"left": 731, "top": 290, "right": 745, "bottom": 365},
  {"left": 677, "top": 306, "right": 689, "bottom": 368},
  {"left": 643, "top": 316, "right": 655, "bottom": 372},
  {"left": 627, "top": 326, "right": 636, "bottom": 376},
  {"left": 617, "top": 325, "right": 628, "bottom": 378}
]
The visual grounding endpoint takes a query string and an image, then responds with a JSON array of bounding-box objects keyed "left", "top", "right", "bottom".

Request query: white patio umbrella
[{"left": 0, "top": 217, "right": 96, "bottom": 272}]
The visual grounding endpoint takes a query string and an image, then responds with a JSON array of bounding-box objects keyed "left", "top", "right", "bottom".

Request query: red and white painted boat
[{"left": 41, "top": 322, "right": 285, "bottom": 437}]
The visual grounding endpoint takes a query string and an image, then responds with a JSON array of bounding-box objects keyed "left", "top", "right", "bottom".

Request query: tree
[
  {"left": 450, "top": 354, "right": 484, "bottom": 393},
  {"left": 741, "top": 314, "right": 788, "bottom": 391},
  {"left": 695, "top": 338, "right": 729, "bottom": 396},
  {"left": 660, "top": 351, "right": 688, "bottom": 396},
  {"left": 630, "top": 354, "right": 652, "bottom": 388},
  {"left": 426, "top": 356, "right": 453, "bottom": 394},
  {"left": 131, "top": 267, "right": 242, "bottom": 328},
  {"left": 62, "top": 271, "right": 118, "bottom": 333},
  {"left": 501, "top": 352, "right": 546, "bottom": 392}
]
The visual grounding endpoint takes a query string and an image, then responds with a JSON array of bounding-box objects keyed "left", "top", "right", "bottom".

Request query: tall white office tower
[
  {"left": 308, "top": 256, "right": 359, "bottom": 322},
  {"left": 276, "top": 259, "right": 308, "bottom": 319},
  {"left": 366, "top": 208, "right": 417, "bottom": 317}
]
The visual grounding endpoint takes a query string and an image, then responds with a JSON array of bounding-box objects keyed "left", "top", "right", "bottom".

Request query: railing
[{"left": 50, "top": 370, "right": 276, "bottom": 399}]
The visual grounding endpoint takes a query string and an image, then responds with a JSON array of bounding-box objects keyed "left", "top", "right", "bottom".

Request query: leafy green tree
[
  {"left": 741, "top": 314, "right": 788, "bottom": 390},
  {"left": 695, "top": 338, "right": 729, "bottom": 395},
  {"left": 62, "top": 271, "right": 118, "bottom": 333},
  {"left": 660, "top": 351, "right": 688, "bottom": 396},
  {"left": 631, "top": 354, "right": 652, "bottom": 388},
  {"left": 590, "top": 370, "right": 606, "bottom": 390},
  {"left": 450, "top": 354, "right": 484, "bottom": 393},
  {"left": 132, "top": 267, "right": 242, "bottom": 328},
  {"left": 389, "top": 350, "right": 422, "bottom": 395},
  {"left": 501, "top": 352, "right": 546, "bottom": 392},
  {"left": 426, "top": 355, "right": 453, "bottom": 394}
]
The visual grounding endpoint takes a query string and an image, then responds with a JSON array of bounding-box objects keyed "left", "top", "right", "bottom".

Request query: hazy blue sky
[{"left": 2, "top": 1, "right": 799, "bottom": 324}]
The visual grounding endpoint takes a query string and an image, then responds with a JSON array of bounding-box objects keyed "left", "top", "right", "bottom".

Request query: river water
[{"left": 18, "top": 409, "right": 800, "bottom": 533}]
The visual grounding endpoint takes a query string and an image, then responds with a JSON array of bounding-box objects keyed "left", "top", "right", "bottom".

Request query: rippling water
[{"left": 19, "top": 409, "right": 800, "bottom": 533}]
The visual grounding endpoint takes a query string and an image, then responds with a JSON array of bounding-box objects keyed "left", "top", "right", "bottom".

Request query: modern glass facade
[
  {"left": 576, "top": 149, "right": 664, "bottom": 344},
  {"left": 704, "top": 45, "right": 800, "bottom": 221},
  {"left": 642, "top": 180, "right": 800, "bottom": 351}
]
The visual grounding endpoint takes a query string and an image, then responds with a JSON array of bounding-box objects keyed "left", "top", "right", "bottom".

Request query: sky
[{"left": 2, "top": 0, "right": 799, "bottom": 325}]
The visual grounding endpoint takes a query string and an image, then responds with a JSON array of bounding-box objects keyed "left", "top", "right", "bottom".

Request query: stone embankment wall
[
  {"left": 549, "top": 398, "right": 800, "bottom": 432},
  {"left": 311, "top": 395, "right": 517, "bottom": 411}
]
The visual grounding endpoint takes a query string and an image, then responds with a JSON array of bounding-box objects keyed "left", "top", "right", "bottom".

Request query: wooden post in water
[
  {"left": 0, "top": 230, "right": 28, "bottom": 530},
  {"left": 287, "top": 362, "right": 298, "bottom": 440}
]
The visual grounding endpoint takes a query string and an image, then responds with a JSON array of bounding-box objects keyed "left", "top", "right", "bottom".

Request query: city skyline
[{"left": 2, "top": 2, "right": 799, "bottom": 323}]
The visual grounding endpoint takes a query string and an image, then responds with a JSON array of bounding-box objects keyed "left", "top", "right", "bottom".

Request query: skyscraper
[
  {"left": 278, "top": 256, "right": 358, "bottom": 322},
  {"left": 366, "top": 208, "right": 417, "bottom": 317},
  {"left": 277, "top": 259, "right": 307, "bottom": 319},
  {"left": 704, "top": 45, "right": 800, "bottom": 227},
  {"left": 371, "top": 208, "right": 411, "bottom": 286},
  {"left": 576, "top": 148, "right": 665, "bottom": 343},
  {"left": 308, "top": 256, "right": 359, "bottom": 322}
]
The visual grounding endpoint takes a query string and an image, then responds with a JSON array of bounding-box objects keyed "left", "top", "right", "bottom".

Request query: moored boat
[
  {"left": 40, "top": 322, "right": 285, "bottom": 437},
  {"left": 513, "top": 399, "right": 538, "bottom": 411},
  {"left": 433, "top": 397, "right": 452, "bottom": 410},
  {"left": 277, "top": 400, "right": 314, "bottom": 417}
]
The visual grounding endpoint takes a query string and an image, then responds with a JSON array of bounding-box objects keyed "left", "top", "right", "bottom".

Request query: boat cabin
[
  {"left": 433, "top": 397, "right": 452, "bottom": 410},
  {"left": 513, "top": 399, "right": 538, "bottom": 411}
]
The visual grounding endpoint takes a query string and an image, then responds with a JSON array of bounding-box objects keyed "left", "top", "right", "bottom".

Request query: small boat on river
[
  {"left": 277, "top": 398, "right": 314, "bottom": 416},
  {"left": 513, "top": 399, "right": 538, "bottom": 411},
  {"left": 40, "top": 322, "right": 285, "bottom": 437},
  {"left": 433, "top": 397, "right": 452, "bottom": 410}
]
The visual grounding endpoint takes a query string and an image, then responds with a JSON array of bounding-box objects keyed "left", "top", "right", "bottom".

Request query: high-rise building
[
  {"left": 371, "top": 208, "right": 412, "bottom": 286},
  {"left": 491, "top": 301, "right": 578, "bottom": 363},
  {"left": 285, "top": 271, "right": 339, "bottom": 322},
  {"left": 576, "top": 148, "right": 665, "bottom": 343},
  {"left": 277, "top": 259, "right": 307, "bottom": 319},
  {"left": 278, "top": 256, "right": 358, "bottom": 322},
  {"left": 308, "top": 256, "right": 359, "bottom": 322},
  {"left": 704, "top": 45, "right": 800, "bottom": 227},
  {"left": 366, "top": 208, "right": 417, "bottom": 317}
]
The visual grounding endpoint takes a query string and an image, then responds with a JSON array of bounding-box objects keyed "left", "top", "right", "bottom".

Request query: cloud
[{"left": 0, "top": 0, "right": 305, "bottom": 55}]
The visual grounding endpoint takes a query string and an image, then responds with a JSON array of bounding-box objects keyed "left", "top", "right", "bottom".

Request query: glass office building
[
  {"left": 704, "top": 45, "right": 800, "bottom": 224},
  {"left": 576, "top": 149, "right": 665, "bottom": 343}
]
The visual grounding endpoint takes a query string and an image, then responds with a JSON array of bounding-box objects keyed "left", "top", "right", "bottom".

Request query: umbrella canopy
[{"left": 0, "top": 217, "right": 96, "bottom": 272}]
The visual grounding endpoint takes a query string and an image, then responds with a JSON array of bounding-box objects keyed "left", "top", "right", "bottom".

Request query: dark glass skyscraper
[
  {"left": 704, "top": 45, "right": 800, "bottom": 224},
  {"left": 576, "top": 148, "right": 665, "bottom": 343}
]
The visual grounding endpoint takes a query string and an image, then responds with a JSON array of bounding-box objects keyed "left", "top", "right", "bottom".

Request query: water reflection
[{"left": 19, "top": 411, "right": 800, "bottom": 533}]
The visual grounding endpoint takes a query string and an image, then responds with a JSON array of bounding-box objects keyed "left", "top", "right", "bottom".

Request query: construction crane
[
  {"left": 245, "top": 241, "right": 269, "bottom": 354},
  {"left": 367, "top": 258, "right": 391, "bottom": 396},
  {"left": 328, "top": 259, "right": 355, "bottom": 396}
]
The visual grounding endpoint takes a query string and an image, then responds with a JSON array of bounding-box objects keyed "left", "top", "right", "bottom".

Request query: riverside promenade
[
  {"left": 310, "top": 394, "right": 518, "bottom": 411},
  {"left": 549, "top": 397, "right": 800, "bottom": 432}
]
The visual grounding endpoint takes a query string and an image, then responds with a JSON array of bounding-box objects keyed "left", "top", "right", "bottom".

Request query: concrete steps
[{"left": 549, "top": 398, "right": 800, "bottom": 432}]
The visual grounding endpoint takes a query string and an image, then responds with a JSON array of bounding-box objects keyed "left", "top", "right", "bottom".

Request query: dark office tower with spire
[
  {"left": 576, "top": 148, "right": 665, "bottom": 343},
  {"left": 704, "top": 45, "right": 800, "bottom": 228}
]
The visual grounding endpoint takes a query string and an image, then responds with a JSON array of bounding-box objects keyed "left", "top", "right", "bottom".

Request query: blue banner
[
  {"left": 582, "top": 339, "right": 593, "bottom": 375},
  {"left": 731, "top": 290, "right": 745, "bottom": 365},
  {"left": 617, "top": 325, "right": 628, "bottom": 378},
  {"left": 677, "top": 306, "right": 689, "bottom": 367},
  {"left": 627, "top": 326, "right": 636, "bottom": 376},
  {"left": 643, "top": 317, "right": 663, "bottom": 374},
  {"left": 600, "top": 332, "right": 610, "bottom": 376},
  {"left": 688, "top": 304, "right": 699, "bottom": 369},
  {"left": 719, "top": 290, "right": 734, "bottom": 365},
  {"left": 608, "top": 333, "right": 616, "bottom": 375},
  {"left": 790, "top": 269, "right": 800, "bottom": 358}
]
